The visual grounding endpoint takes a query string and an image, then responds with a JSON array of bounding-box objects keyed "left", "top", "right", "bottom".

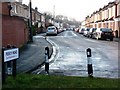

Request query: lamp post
[{"left": 29, "top": 0, "right": 33, "bottom": 42}]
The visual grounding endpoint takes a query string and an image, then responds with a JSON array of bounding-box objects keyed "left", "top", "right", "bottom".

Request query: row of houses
[
  {"left": 9, "top": 2, "right": 51, "bottom": 33},
  {"left": 1, "top": 0, "right": 119, "bottom": 48},
  {"left": 0, "top": 1, "right": 55, "bottom": 48},
  {"left": 82, "top": 0, "right": 120, "bottom": 38}
]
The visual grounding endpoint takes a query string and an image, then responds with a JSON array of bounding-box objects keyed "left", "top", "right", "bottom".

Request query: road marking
[
  {"left": 46, "top": 38, "right": 60, "bottom": 63},
  {"left": 34, "top": 35, "right": 44, "bottom": 38},
  {"left": 71, "top": 31, "right": 77, "bottom": 36},
  {"left": 63, "top": 31, "right": 77, "bottom": 37}
]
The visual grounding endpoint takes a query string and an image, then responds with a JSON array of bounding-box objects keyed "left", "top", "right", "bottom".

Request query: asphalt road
[{"left": 33, "top": 30, "right": 119, "bottom": 79}]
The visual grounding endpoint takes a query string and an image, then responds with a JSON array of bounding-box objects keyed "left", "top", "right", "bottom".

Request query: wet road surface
[{"left": 33, "top": 30, "right": 119, "bottom": 79}]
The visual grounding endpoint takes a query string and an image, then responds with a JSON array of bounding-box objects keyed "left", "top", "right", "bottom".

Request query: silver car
[
  {"left": 46, "top": 26, "right": 57, "bottom": 35},
  {"left": 83, "top": 28, "right": 91, "bottom": 37}
]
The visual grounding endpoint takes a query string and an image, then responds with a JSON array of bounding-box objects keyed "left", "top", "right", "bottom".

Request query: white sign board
[{"left": 4, "top": 48, "right": 19, "bottom": 62}]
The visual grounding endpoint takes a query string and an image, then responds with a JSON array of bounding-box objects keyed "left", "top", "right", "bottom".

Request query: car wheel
[
  {"left": 110, "top": 38, "right": 113, "bottom": 41},
  {"left": 90, "top": 34, "right": 92, "bottom": 38},
  {"left": 92, "top": 34, "right": 94, "bottom": 39}
]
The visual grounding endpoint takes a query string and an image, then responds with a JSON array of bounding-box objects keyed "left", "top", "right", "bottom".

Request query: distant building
[
  {"left": 70, "top": 25, "right": 76, "bottom": 29},
  {"left": 80, "top": 20, "right": 86, "bottom": 28}
]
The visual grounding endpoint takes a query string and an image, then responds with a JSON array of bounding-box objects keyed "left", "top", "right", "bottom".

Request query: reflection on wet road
[{"left": 35, "top": 30, "right": 119, "bottom": 78}]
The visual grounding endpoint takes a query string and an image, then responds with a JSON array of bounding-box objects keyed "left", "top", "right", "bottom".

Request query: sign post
[
  {"left": 4, "top": 48, "right": 19, "bottom": 62},
  {"left": 13, "top": 59, "right": 17, "bottom": 78},
  {"left": 2, "top": 45, "right": 19, "bottom": 84},
  {"left": 2, "top": 47, "right": 6, "bottom": 85},
  {"left": 6, "top": 45, "right": 12, "bottom": 76}
]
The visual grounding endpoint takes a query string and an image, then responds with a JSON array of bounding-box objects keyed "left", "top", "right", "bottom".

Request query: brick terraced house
[
  {"left": 84, "top": 0, "right": 120, "bottom": 38},
  {"left": 0, "top": 1, "right": 47, "bottom": 48},
  {"left": 1, "top": 2, "right": 29, "bottom": 47}
]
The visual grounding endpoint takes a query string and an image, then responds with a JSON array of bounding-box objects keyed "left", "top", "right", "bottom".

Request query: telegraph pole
[
  {"left": 29, "top": 0, "right": 33, "bottom": 42},
  {"left": 53, "top": 5, "right": 55, "bottom": 18},
  {"left": 53, "top": 5, "right": 55, "bottom": 25}
]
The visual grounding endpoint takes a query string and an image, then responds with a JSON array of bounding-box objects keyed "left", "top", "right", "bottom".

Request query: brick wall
[
  {"left": 1, "top": 2, "right": 9, "bottom": 15},
  {"left": 0, "top": 3, "right": 2, "bottom": 14},
  {"left": 2, "top": 15, "right": 29, "bottom": 47}
]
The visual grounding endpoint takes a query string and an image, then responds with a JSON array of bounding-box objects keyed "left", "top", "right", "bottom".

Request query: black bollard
[
  {"left": 86, "top": 48, "right": 93, "bottom": 77},
  {"left": 45, "top": 47, "right": 49, "bottom": 74}
]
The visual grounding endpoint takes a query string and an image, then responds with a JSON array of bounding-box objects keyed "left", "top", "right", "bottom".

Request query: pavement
[
  {"left": 17, "top": 34, "right": 53, "bottom": 73},
  {"left": 113, "top": 37, "right": 119, "bottom": 42}
]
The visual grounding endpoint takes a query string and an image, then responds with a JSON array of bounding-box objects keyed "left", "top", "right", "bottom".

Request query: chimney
[{"left": 35, "top": 7, "right": 38, "bottom": 11}]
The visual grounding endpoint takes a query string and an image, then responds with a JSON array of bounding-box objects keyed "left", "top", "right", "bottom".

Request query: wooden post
[{"left": 2, "top": 47, "right": 6, "bottom": 84}]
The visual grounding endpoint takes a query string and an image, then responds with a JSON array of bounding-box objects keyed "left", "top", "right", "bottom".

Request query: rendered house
[
  {"left": 84, "top": 0, "right": 120, "bottom": 38},
  {"left": 115, "top": 0, "right": 120, "bottom": 38}
]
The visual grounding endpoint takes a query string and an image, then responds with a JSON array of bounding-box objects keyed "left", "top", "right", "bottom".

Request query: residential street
[
  {"left": 33, "top": 30, "right": 119, "bottom": 79},
  {"left": 1, "top": 0, "right": 120, "bottom": 89}
]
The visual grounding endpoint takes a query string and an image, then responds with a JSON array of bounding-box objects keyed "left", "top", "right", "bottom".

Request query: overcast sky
[{"left": 22, "top": 0, "right": 115, "bottom": 21}]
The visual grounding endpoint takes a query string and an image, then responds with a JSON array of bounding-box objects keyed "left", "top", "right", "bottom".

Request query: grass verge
[{"left": 3, "top": 73, "right": 119, "bottom": 88}]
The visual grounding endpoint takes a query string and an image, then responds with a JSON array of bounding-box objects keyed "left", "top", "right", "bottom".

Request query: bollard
[
  {"left": 45, "top": 47, "right": 49, "bottom": 74},
  {"left": 86, "top": 48, "right": 93, "bottom": 77}
]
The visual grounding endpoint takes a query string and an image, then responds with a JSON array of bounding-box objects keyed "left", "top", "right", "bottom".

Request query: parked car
[
  {"left": 87, "top": 28, "right": 97, "bottom": 38},
  {"left": 63, "top": 28, "right": 66, "bottom": 31},
  {"left": 75, "top": 28, "right": 79, "bottom": 32},
  {"left": 79, "top": 28, "right": 85, "bottom": 34},
  {"left": 57, "top": 28, "right": 64, "bottom": 33},
  {"left": 92, "top": 28, "right": 114, "bottom": 41},
  {"left": 83, "top": 28, "right": 91, "bottom": 37},
  {"left": 46, "top": 26, "right": 57, "bottom": 35}
]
